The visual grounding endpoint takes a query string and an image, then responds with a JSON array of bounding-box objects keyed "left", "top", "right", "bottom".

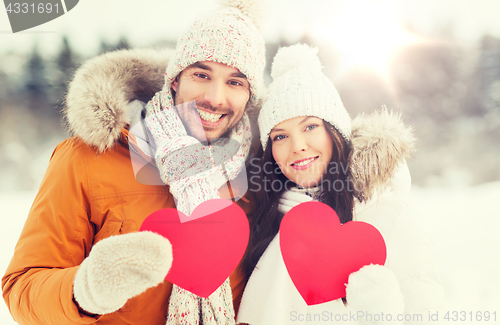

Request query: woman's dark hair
[{"left": 241, "top": 121, "right": 354, "bottom": 281}]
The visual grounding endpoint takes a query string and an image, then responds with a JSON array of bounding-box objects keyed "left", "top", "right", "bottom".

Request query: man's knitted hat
[
  {"left": 165, "top": 0, "right": 266, "bottom": 110},
  {"left": 258, "top": 44, "right": 351, "bottom": 148}
]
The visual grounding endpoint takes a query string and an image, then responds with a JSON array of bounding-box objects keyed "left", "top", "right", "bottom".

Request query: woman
[{"left": 237, "top": 44, "right": 444, "bottom": 324}]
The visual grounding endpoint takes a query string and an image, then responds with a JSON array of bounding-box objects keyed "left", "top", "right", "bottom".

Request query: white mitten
[
  {"left": 346, "top": 264, "right": 405, "bottom": 325},
  {"left": 73, "top": 231, "right": 173, "bottom": 315},
  {"left": 278, "top": 190, "right": 314, "bottom": 214}
]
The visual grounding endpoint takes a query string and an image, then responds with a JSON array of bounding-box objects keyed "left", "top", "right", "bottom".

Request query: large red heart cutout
[
  {"left": 280, "top": 201, "right": 386, "bottom": 305},
  {"left": 140, "top": 199, "right": 249, "bottom": 297}
]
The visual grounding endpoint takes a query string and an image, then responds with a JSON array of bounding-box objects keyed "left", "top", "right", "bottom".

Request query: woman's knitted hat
[
  {"left": 258, "top": 44, "right": 351, "bottom": 148},
  {"left": 165, "top": 0, "right": 266, "bottom": 110}
]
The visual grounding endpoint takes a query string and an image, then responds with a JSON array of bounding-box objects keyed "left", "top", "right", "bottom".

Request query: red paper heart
[
  {"left": 140, "top": 199, "right": 249, "bottom": 297},
  {"left": 280, "top": 201, "right": 386, "bottom": 305}
]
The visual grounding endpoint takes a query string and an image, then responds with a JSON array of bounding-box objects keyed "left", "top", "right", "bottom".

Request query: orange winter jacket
[{"left": 2, "top": 129, "right": 252, "bottom": 325}]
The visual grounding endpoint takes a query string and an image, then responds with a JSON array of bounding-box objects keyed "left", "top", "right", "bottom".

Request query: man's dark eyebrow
[
  {"left": 230, "top": 71, "right": 247, "bottom": 79},
  {"left": 188, "top": 62, "right": 247, "bottom": 79},
  {"left": 188, "top": 62, "right": 211, "bottom": 71}
]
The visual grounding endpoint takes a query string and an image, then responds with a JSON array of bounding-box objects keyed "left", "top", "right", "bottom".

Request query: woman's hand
[{"left": 346, "top": 264, "right": 405, "bottom": 325}]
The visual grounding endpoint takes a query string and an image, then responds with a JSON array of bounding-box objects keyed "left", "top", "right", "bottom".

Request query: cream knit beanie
[
  {"left": 258, "top": 44, "right": 351, "bottom": 148},
  {"left": 165, "top": 0, "right": 266, "bottom": 110}
]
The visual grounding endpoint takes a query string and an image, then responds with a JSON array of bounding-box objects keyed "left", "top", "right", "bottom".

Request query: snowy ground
[
  {"left": 1, "top": 183, "right": 500, "bottom": 324},
  {"left": 410, "top": 183, "right": 500, "bottom": 320}
]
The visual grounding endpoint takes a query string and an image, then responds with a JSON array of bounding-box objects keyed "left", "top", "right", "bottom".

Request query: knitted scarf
[{"left": 144, "top": 84, "right": 252, "bottom": 324}]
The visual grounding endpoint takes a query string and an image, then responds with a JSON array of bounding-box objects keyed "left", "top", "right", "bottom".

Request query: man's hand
[{"left": 73, "top": 232, "right": 172, "bottom": 315}]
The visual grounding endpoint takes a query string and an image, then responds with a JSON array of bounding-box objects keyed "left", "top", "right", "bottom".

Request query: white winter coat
[{"left": 236, "top": 111, "right": 444, "bottom": 325}]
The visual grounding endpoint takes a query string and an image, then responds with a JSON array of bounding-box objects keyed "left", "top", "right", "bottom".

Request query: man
[
  {"left": 2, "top": 1, "right": 265, "bottom": 324},
  {"left": 172, "top": 61, "right": 252, "bottom": 141}
]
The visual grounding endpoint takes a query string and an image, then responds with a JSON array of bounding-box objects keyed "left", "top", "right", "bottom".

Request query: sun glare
[{"left": 311, "top": 1, "right": 423, "bottom": 79}]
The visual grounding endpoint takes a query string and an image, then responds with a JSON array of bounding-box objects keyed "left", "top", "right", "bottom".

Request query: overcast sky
[{"left": 1, "top": 0, "right": 500, "bottom": 59}]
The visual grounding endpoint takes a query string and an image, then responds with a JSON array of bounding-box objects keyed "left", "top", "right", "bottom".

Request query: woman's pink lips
[{"left": 291, "top": 156, "right": 319, "bottom": 170}]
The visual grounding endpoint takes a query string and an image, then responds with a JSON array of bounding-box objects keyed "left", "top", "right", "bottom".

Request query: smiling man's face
[{"left": 172, "top": 61, "right": 250, "bottom": 142}]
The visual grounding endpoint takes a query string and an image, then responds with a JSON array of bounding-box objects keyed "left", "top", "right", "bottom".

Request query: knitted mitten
[
  {"left": 346, "top": 264, "right": 405, "bottom": 325},
  {"left": 73, "top": 231, "right": 173, "bottom": 315}
]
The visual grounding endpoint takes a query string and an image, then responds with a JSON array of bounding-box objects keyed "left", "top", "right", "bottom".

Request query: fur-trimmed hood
[
  {"left": 350, "top": 109, "right": 416, "bottom": 202},
  {"left": 64, "top": 48, "right": 174, "bottom": 152},
  {"left": 64, "top": 49, "right": 416, "bottom": 200}
]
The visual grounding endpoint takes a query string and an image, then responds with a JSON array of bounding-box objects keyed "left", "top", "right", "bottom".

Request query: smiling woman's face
[{"left": 270, "top": 116, "right": 333, "bottom": 188}]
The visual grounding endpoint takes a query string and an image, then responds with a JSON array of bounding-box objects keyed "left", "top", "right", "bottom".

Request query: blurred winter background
[{"left": 1, "top": 0, "right": 500, "bottom": 324}]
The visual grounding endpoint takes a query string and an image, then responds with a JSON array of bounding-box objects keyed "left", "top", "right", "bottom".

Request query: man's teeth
[
  {"left": 294, "top": 157, "right": 315, "bottom": 167},
  {"left": 198, "top": 109, "right": 223, "bottom": 123}
]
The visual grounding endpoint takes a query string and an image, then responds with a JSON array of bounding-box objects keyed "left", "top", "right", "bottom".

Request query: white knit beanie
[
  {"left": 258, "top": 44, "right": 351, "bottom": 149},
  {"left": 165, "top": 0, "right": 266, "bottom": 110}
]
